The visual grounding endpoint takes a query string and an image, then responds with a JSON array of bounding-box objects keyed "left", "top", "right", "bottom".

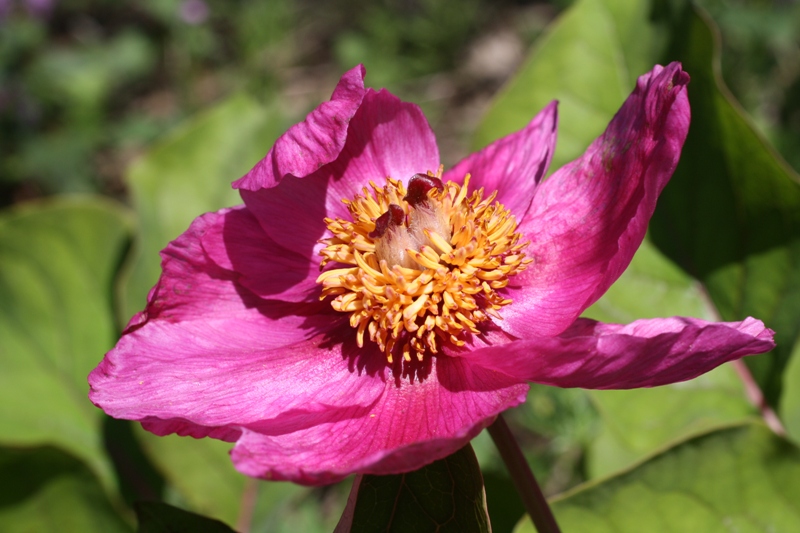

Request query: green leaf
[
  {"left": 649, "top": 5, "right": 800, "bottom": 406},
  {"left": 0, "top": 197, "right": 133, "bottom": 491},
  {"left": 133, "top": 430, "right": 253, "bottom": 526},
  {"left": 514, "top": 423, "right": 800, "bottom": 532},
  {"left": 473, "top": 0, "right": 672, "bottom": 170},
  {"left": 135, "top": 428, "right": 339, "bottom": 533},
  {"left": 0, "top": 445, "right": 132, "bottom": 533},
  {"left": 582, "top": 239, "right": 754, "bottom": 477},
  {"left": 335, "top": 444, "right": 490, "bottom": 533},
  {"left": 135, "top": 501, "right": 236, "bottom": 533},
  {"left": 120, "top": 93, "right": 290, "bottom": 321},
  {"left": 779, "top": 338, "right": 800, "bottom": 443}
]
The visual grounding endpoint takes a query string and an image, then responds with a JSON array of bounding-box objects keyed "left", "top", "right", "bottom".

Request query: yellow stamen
[{"left": 316, "top": 172, "right": 530, "bottom": 362}]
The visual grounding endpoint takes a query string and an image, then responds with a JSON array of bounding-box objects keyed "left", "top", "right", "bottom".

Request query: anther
[
  {"left": 369, "top": 204, "right": 405, "bottom": 239},
  {"left": 404, "top": 174, "right": 444, "bottom": 206}
]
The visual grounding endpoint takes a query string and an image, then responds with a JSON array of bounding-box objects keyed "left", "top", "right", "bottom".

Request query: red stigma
[
  {"left": 404, "top": 174, "right": 444, "bottom": 206},
  {"left": 369, "top": 204, "right": 405, "bottom": 239}
]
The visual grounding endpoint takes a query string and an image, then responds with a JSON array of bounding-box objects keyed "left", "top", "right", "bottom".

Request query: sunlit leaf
[
  {"left": 514, "top": 423, "right": 800, "bottom": 532},
  {"left": 779, "top": 339, "right": 800, "bottom": 443},
  {"left": 583, "top": 239, "right": 754, "bottom": 477},
  {"left": 0, "top": 446, "right": 132, "bottom": 533},
  {"left": 120, "top": 93, "right": 290, "bottom": 321},
  {"left": 473, "top": 0, "right": 671, "bottom": 169},
  {"left": 335, "top": 444, "right": 490, "bottom": 533},
  {"left": 649, "top": 5, "right": 800, "bottom": 406},
  {"left": 0, "top": 198, "right": 133, "bottom": 491}
]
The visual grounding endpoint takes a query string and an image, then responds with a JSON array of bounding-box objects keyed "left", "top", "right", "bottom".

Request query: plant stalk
[{"left": 487, "top": 414, "right": 561, "bottom": 533}]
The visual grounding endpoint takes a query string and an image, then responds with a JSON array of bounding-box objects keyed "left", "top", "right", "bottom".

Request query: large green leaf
[
  {"left": 583, "top": 239, "right": 754, "bottom": 477},
  {"left": 135, "top": 428, "right": 342, "bottom": 533},
  {"left": 335, "top": 444, "right": 490, "bottom": 533},
  {"left": 514, "top": 423, "right": 800, "bottom": 532},
  {"left": 473, "top": 0, "right": 673, "bottom": 169},
  {"left": 649, "top": 5, "right": 800, "bottom": 406},
  {"left": 0, "top": 445, "right": 132, "bottom": 533},
  {"left": 120, "top": 93, "right": 290, "bottom": 321},
  {"left": 779, "top": 338, "right": 800, "bottom": 443},
  {"left": 0, "top": 198, "right": 133, "bottom": 490}
]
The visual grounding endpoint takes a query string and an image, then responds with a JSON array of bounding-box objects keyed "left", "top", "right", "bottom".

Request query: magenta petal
[
  {"left": 201, "top": 206, "right": 318, "bottom": 302},
  {"left": 233, "top": 65, "right": 367, "bottom": 191},
  {"left": 442, "top": 101, "right": 557, "bottom": 216},
  {"left": 500, "top": 63, "right": 691, "bottom": 338},
  {"left": 89, "top": 320, "right": 388, "bottom": 435},
  {"left": 90, "top": 211, "right": 372, "bottom": 433},
  {"left": 241, "top": 88, "right": 440, "bottom": 259},
  {"left": 468, "top": 317, "right": 775, "bottom": 389},
  {"left": 229, "top": 356, "right": 528, "bottom": 485}
]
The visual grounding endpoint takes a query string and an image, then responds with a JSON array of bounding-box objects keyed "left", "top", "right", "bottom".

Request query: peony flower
[{"left": 89, "top": 63, "right": 775, "bottom": 485}]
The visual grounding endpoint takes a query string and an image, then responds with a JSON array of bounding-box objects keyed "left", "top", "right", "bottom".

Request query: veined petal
[
  {"left": 443, "top": 101, "right": 558, "bottom": 216},
  {"left": 229, "top": 356, "right": 528, "bottom": 485},
  {"left": 201, "top": 206, "right": 318, "bottom": 302},
  {"left": 467, "top": 316, "right": 775, "bottom": 389},
  {"left": 241, "top": 88, "right": 440, "bottom": 260},
  {"left": 501, "top": 63, "right": 691, "bottom": 337},
  {"left": 233, "top": 65, "right": 367, "bottom": 191},
  {"left": 89, "top": 319, "right": 387, "bottom": 436},
  {"left": 121, "top": 208, "right": 297, "bottom": 330}
]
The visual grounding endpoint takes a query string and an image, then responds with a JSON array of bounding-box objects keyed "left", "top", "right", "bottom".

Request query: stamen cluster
[{"left": 317, "top": 170, "right": 531, "bottom": 363}]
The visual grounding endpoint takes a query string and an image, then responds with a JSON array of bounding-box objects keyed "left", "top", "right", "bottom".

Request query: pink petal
[
  {"left": 89, "top": 319, "right": 387, "bottom": 438},
  {"left": 201, "top": 206, "right": 318, "bottom": 302},
  {"left": 241, "top": 88, "right": 439, "bottom": 260},
  {"left": 442, "top": 101, "right": 557, "bottom": 216},
  {"left": 229, "top": 355, "right": 528, "bottom": 485},
  {"left": 467, "top": 316, "right": 775, "bottom": 389},
  {"left": 232, "top": 65, "right": 367, "bottom": 191},
  {"left": 500, "top": 63, "right": 691, "bottom": 338},
  {"left": 90, "top": 210, "right": 369, "bottom": 434}
]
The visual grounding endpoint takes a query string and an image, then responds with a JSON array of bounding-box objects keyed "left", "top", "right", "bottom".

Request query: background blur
[
  {"left": 2, "top": 1, "right": 800, "bottom": 532},
  {"left": 2, "top": 0, "right": 799, "bottom": 207}
]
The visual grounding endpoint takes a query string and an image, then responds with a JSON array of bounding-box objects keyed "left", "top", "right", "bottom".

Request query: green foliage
[
  {"left": 0, "top": 445, "right": 132, "bottom": 533},
  {"left": 473, "top": 0, "right": 667, "bottom": 169},
  {"left": 120, "top": 94, "right": 289, "bottom": 321},
  {"left": 516, "top": 423, "right": 800, "bottom": 532},
  {"left": 0, "top": 198, "right": 133, "bottom": 491},
  {"left": 650, "top": 6, "right": 800, "bottom": 406},
  {"left": 338, "top": 444, "right": 490, "bottom": 533},
  {"left": 0, "top": 0, "right": 798, "bottom": 530},
  {"left": 135, "top": 501, "right": 236, "bottom": 533}
]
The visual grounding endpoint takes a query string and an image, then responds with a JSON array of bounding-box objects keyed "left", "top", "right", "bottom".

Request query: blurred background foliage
[
  {"left": 2, "top": 0, "right": 800, "bottom": 532},
  {"left": 3, "top": 0, "right": 798, "bottom": 206}
]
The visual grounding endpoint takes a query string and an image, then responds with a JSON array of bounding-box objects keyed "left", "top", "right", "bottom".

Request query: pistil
[{"left": 317, "top": 170, "right": 531, "bottom": 363}]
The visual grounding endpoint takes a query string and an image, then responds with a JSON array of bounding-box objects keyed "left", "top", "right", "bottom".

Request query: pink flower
[{"left": 89, "top": 63, "right": 775, "bottom": 485}]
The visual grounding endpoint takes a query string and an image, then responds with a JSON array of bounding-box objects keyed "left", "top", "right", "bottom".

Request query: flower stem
[
  {"left": 732, "top": 359, "right": 786, "bottom": 436},
  {"left": 487, "top": 414, "right": 561, "bottom": 533}
]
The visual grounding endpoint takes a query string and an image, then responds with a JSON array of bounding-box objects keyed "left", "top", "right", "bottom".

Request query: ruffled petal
[
  {"left": 500, "top": 63, "right": 691, "bottom": 337},
  {"left": 442, "top": 101, "right": 557, "bottom": 216},
  {"left": 241, "top": 88, "right": 439, "bottom": 260},
  {"left": 201, "top": 206, "right": 319, "bottom": 302},
  {"left": 467, "top": 316, "right": 775, "bottom": 389},
  {"left": 229, "top": 356, "right": 528, "bottom": 485},
  {"left": 233, "top": 65, "right": 367, "bottom": 191}
]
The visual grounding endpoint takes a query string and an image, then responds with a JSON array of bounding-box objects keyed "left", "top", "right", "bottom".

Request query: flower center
[{"left": 316, "top": 168, "right": 531, "bottom": 363}]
